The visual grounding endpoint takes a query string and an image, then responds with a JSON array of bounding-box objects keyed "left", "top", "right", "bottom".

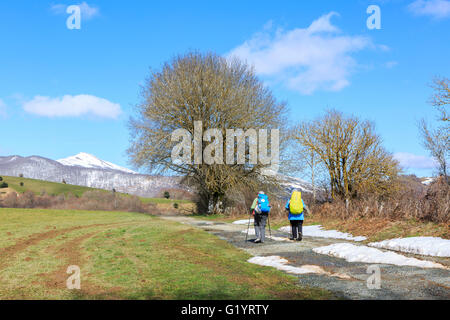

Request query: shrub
[
  {"left": 0, "top": 182, "right": 8, "bottom": 189},
  {"left": 0, "top": 176, "right": 3, "bottom": 181},
  {"left": 164, "top": 191, "right": 170, "bottom": 199},
  {"left": 20, "top": 182, "right": 24, "bottom": 187},
  {"left": 173, "top": 203, "right": 179, "bottom": 209},
  {"left": 17, "top": 191, "right": 36, "bottom": 208},
  {"left": 2, "top": 192, "right": 18, "bottom": 208}
]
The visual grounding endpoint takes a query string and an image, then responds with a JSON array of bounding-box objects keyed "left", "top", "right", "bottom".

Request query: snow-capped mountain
[
  {"left": 275, "top": 173, "right": 315, "bottom": 197},
  {"left": 421, "top": 177, "right": 436, "bottom": 185},
  {"left": 57, "top": 152, "right": 137, "bottom": 174},
  {"left": 0, "top": 154, "right": 187, "bottom": 197}
]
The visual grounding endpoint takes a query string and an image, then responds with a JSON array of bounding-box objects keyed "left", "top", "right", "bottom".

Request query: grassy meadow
[{"left": 0, "top": 208, "right": 332, "bottom": 300}]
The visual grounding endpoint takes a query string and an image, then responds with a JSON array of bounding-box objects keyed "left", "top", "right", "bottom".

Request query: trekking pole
[{"left": 268, "top": 213, "right": 272, "bottom": 239}]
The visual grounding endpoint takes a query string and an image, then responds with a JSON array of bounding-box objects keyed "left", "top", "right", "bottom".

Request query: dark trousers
[{"left": 290, "top": 220, "right": 303, "bottom": 239}]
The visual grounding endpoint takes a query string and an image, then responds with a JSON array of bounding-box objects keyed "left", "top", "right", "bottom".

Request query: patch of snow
[
  {"left": 279, "top": 225, "right": 367, "bottom": 241},
  {"left": 368, "top": 237, "right": 450, "bottom": 257},
  {"left": 248, "top": 256, "right": 350, "bottom": 279},
  {"left": 243, "top": 228, "right": 256, "bottom": 235},
  {"left": 57, "top": 152, "right": 137, "bottom": 174},
  {"left": 233, "top": 219, "right": 254, "bottom": 225},
  {"left": 313, "top": 243, "right": 446, "bottom": 269},
  {"left": 421, "top": 177, "right": 435, "bottom": 185}
]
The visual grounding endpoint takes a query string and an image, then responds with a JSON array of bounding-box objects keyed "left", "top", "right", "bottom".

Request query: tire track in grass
[
  {"left": 38, "top": 231, "right": 123, "bottom": 298},
  {"left": 38, "top": 222, "right": 150, "bottom": 299},
  {"left": 0, "top": 222, "right": 137, "bottom": 269}
]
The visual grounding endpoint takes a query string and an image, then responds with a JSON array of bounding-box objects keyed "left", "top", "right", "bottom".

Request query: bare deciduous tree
[
  {"left": 419, "top": 77, "right": 449, "bottom": 181},
  {"left": 128, "top": 52, "right": 287, "bottom": 214},
  {"left": 420, "top": 121, "right": 448, "bottom": 179},
  {"left": 294, "top": 109, "right": 400, "bottom": 200},
  {"left": 429, "top": 77, "right": 450, "bottom": 123}
]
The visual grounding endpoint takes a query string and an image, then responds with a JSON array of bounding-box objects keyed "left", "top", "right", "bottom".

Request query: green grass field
[
  {"left": 0, "top": 208, "right": 332, "bottom": 299},
  {"left": 0, "top": 176, "right": 96, "bottom": 197}
]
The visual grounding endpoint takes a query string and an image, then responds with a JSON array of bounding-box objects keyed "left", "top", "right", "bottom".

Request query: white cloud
[
  {"left": 0, "top": 99, "right": 7, "bottom": 118},
  {"left": 408, "top": 0, "right": 450, "bottom": 19},
  {"left": 22, "top": 94, "right": 122, "bottom": 119},
  {"left": 385, "top": 61, "right": 398, "bottom": 68},
  {"left": 51, "top": 2, "right": 99, "bottom": 20},
  {"left": 394, "top": 152, "right": 439, "bottom": 169},
  {"left": 227, "top": 12, "right": 372, "bottom": 95}
]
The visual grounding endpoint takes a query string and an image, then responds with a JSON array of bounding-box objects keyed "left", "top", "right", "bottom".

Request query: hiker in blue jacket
[
  {"left": 250, "top": 191, "right": 271, "bottom": 243},
  {"left": 285, "top": 190, "right": 305, "bottom": 241}
]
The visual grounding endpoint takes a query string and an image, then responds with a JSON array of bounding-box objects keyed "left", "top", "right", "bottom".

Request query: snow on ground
[
  {"left": 368, "top": 237, "right": 450, "bottom": 257},
  {"left": 243, "top": 228, "right": 256, "bottom": 235},
  {"left": 313, "top": 243, "right": 446, "bottom": 269},
  {"left": 248, "top": 256, "right": 350, "bottom": 278},
  {"left": 279, "top": 225, "right": 367, "bottom": 242},
  {"left": 233, "top": 219, "right": 253, "bottom": 225}
]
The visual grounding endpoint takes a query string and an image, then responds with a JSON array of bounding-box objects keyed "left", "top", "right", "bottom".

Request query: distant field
[
  {"left": 0, "top": 208, "right": 331, "bottom": 299},
  {"left": 0, "top": 175, "right": 194, "bottom": 205}
]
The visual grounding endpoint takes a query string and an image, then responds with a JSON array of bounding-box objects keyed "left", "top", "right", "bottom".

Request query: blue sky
[{"left": 0, "top": 0, "right": 449, "bottom": 177}]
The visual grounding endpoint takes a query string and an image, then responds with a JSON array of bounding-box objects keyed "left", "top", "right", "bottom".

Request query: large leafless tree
[{"left": 128, "top": 52, "right": 287, "bottom": 213}]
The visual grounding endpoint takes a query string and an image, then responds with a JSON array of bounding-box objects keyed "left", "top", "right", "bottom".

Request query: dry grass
[
  {"left": 308, "top": 177, "right": 449, "bottom": 224},
  {"left": 0, "top": 188, "right": 16, "bottom": 196},
  {"left": 0, "top": 190, "right": 157, "bottom": 214}
]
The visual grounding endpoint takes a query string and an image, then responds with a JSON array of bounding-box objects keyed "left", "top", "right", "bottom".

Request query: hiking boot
[
  {"left": 296, "top": 233, "right": 303, "bottom": 241},
  {"left": 289, "top": 236, "right": 295, "bottom": 241},
  {"left": 254, "top": 238, "right": 261, "bottom": 243}
]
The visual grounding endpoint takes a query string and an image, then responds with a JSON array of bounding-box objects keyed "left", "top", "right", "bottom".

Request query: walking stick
[{"left": 268, "top": 212, "right": 272, "bottom": 239}]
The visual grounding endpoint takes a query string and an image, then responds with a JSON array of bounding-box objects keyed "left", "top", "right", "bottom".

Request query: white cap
[{"left": 258, "top": 191, "right": 265, "bottom": 195}]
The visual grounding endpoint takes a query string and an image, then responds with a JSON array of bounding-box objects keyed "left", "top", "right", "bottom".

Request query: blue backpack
[{"left": 257, "top": 194, "right": 270, "bottom": 214}]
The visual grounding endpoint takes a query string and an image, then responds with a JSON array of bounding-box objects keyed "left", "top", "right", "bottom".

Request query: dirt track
[{"left": 163, "top": 216, "right": 450, "bottom": 300}]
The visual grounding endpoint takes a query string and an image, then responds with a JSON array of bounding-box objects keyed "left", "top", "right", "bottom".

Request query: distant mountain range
[
  {"left": 0, "top": 153, "right": 186, "bottom": 197},
  {"left": 0, "top": 152, "right": 341, "bottom": 198}
]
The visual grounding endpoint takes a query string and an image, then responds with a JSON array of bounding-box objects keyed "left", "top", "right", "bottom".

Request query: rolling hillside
[
  {"left": 0, "top": 154, "right": 188, "bottom": 198},
  {"left": 0, "top": 175, "right": 193, "bottom": 206},
  {"left": 0, "top": 175, "right": 96, "bottom": 197}
]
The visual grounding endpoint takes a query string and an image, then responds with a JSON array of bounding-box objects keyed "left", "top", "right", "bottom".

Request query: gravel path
[{"left": 162, "top": 216, "right": 450, "bottom": 300}]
